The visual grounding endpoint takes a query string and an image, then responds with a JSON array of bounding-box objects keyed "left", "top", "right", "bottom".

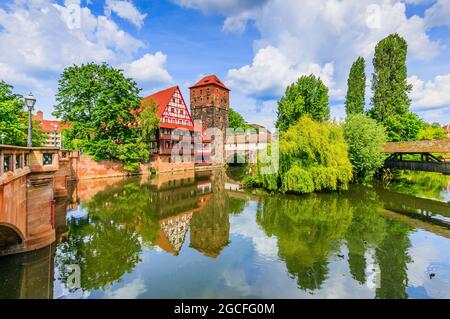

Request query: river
[{"left": 1, "top": 169, "right": 449, "bottom": 299}]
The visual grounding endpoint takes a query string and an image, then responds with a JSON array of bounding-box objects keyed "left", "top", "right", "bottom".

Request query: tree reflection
[
  {"left": 256, "top": 187, "right": 414, "bottom": 297},
  {"left": 56, "top": 176, "right": 202, "bottom": 291},
  {"left": 256, "top": 194, "right": 353, "bottom": 291}
]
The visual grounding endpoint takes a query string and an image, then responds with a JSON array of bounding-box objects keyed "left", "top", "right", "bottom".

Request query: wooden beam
[{"left": 384, "top": 139, "right": 450, "bottom": 153}]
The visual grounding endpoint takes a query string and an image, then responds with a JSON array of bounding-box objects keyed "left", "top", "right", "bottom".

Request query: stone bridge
[{"left": 0, "top": 146, "right": 77, "bottom": 256}]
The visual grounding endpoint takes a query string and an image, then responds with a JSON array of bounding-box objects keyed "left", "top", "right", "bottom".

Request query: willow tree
[
  {"left": 259, "top": 116, "right": 353, "bottom": 194},
  {"left": 276, "top": 75, "right": 330, "bottom": 131},
  {"left": 370, "top": 34, "right": 412, "bottom": 122},
  {"left": 345, "top": 57, "right": 366, "bottom": 115}
]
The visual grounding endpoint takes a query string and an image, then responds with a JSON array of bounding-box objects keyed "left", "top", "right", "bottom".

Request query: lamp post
[
  {"left": 1, "top": 133, "right": 5, "bottom": 145},
  {"left": 51, "top": 123, "right": 58, "bottom": 148},
  {"left": 24, "top": 93, "right": 36, "bottom": 147}
]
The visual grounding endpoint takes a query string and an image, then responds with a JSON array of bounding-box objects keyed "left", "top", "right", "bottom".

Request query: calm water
[{"left": 1, "top": 170, "right": 450, "bottom": 299}]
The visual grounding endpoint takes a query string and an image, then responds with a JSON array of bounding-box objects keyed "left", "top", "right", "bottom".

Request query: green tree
[
  {"left": 0, "top": 81, "right": 45, "bottom": 146},
  {"left": 370, "top": 34, "right": 412, "bottom": 122},
  {"left": 276, "top": 75, "right": 330, "bottom": 131},
  {"left": 343, "top": 114, "right": 386, "bottom": 183},
  {"left": 417, "top": 124, "right": 448, "bottom": 140},
  {"left": 228, "top": 107, "right": 249, "bottom": 130},
  {"left": 259, "top": 116, "right": 353, "bottom": 194},
  {"left": 345, "top": 57, "right": 366, "bottom": 115},
  {"left": 138, "top": 99, "right": 160, "bottom": 144},
  {"left": 384, "top": 112, "right": 424, "bottom": 142},
  {"left": 53, "top": 63, "right": 148, "bottom": 172}
]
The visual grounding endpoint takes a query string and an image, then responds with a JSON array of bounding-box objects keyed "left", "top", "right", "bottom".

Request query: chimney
[{"left": 36, "top": 110, "right": 44, "bottom": 121}]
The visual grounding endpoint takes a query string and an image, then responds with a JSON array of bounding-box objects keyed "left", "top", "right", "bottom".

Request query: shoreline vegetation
[
  {"left": 237, "top": 33, "right": 448, "bottom": 196},
  {"left": 1, "top": 34, "right": 448, "bottom": 192}
]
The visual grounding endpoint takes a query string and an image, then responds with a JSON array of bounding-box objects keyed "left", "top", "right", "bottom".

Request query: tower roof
[{"left": 189, "top": 75, "right": 229, "bottom": 91}]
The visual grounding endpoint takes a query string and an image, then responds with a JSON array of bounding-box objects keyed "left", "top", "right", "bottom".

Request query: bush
[
  {"left": 344, "top": 114, "right": 386, "bottom": 183},
  {"left": 258, "top": 116, "right": 353, "bottom": 194},
  {"left": 417, "top": 124, "right": 448, "bottom": 140}
]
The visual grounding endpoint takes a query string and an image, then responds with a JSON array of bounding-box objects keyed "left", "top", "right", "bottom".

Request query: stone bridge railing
[{"left": 0, "top": 145, "right": 76, "bottom": 256}]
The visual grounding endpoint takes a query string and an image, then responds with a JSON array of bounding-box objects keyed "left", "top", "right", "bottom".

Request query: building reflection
[{"left": 53, "top": 170, "right": 232, "bottom": 292}]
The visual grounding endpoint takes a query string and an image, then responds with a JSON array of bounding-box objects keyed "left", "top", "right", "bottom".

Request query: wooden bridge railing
[{"left": 384, "top": 160, "right": 450, "bottom": 174}]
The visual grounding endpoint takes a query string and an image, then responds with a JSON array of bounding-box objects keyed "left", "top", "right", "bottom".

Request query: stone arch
[{"left": 0, "top": 223, "right": 25, "bottom": 248}]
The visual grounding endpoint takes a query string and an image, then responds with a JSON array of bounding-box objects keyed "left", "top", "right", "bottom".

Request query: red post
[{"left": 51, "top": 199, "right": 55, "bottom": 229}]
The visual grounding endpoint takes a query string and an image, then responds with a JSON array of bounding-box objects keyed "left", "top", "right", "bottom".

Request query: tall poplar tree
[
  {"left": 345, "top": 57, "right": 366, "bottom": 116},
  {"left": 370, "top": 34, "right": 412, "bottom": 122}
]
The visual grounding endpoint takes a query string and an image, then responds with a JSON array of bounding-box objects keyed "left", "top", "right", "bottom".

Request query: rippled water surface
[{"left": 1, "top": 170, "right": 450, "bottom": 299}]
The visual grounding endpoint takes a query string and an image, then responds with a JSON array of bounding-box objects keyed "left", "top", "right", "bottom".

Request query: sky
[{"left": 1, "top": 0, "right": 450, "bottom": 129}]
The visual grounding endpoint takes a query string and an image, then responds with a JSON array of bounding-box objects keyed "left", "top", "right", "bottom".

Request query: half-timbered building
[{"left": 141, "top": 86, "right": 211, "bottom": 166}]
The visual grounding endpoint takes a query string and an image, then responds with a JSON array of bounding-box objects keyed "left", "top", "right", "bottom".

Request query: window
[
  {"left": 171, "top": 108, "right": 175, "bottom": 113},
  {"left": 43, "top": 153, "right": 53, "bottom": 165},
  {"left": 24, "top": 154, "right": 29, "bottom": 166},
  {"left": 180, "top": 110, "right": 184, "bottom": 115},
  {"left": 3, "top": 155, "right": 11, "bottom": 172},
  {"left": 15, "top": 154, "right": 21, "bottom": 169}
]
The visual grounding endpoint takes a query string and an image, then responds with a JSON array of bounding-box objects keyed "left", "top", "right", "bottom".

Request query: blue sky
[{"left": 1, "top": 0, "right": 450, "bottom": 128}]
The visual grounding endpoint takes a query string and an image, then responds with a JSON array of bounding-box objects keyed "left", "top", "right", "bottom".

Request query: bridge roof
[{"left": 383, "top": 140, "right": 450, "bottom": 153}]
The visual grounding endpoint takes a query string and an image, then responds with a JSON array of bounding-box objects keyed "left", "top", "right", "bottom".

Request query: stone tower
[{"left": 189, "top": 75, "right": 229, "bottom": 135}]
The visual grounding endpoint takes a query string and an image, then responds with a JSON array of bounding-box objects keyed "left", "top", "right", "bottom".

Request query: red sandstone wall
[{"left": 74, "top": 155, "right": 195, "bottom": 179}]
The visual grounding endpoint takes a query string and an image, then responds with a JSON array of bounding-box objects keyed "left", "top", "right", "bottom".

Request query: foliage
[
  {"left": 259, "top": 116, "right": 353, "bottom": 194},
  {"left": 383, "top": 112, "right": 424, "bottom": 142},
  {"left": 229, "top": 107, "right": 250, "bottom": 130},
  {"left": 417, "top": 124, "right": 448, "bottom": 140},
  {"left": 256, "top": 194, "right": 354, "bottom": 290},
  {"left": 345, "top": 57, "right": 366, "bottom": 116},
  {"left": 343, "top": 114, "right": 386, "bottom": 183},
  {"left": 276, "top": 75, "right": 330, "bottom": 131},
  {"left": 0, "top": 81, "right": 45, "bottom": 146},
  {"left": 139, "top": 99, "right": 160, "bottom": 143},
  {"left": 370, "top": 34, "right": 412, "bottom": 122},
  {"left": 53, "top": 63, "right": 153, "bottom": 172}
]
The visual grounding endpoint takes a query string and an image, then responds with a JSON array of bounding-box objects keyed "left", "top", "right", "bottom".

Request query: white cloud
[
  {"left": 424, "top": 0, "right": 450, "bottom": 28},
  {"left": 178, "top": 0, "right": 442, "bottom": 111},
  {"left": 226, "top": 46, "right": 337, "bottom": 99},
  {"left": 0, "top": 0, "right": 169, "bottom": 117},
  {"left": 122, "top": 52, "right": 172, "bottom": 85},
  {"left": 409, "top": 74, "right": 450, "bottom": 110},
  {"left": 104, "top": 0, "right": 147, "bottom": 28},
  {"left": 172, "top": 0, "right": 269, "bottom": 15}
]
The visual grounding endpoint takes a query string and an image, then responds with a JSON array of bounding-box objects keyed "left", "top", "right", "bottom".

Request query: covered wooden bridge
[{"left": 383, "top": 140, "right": 450, "bottom": 174}]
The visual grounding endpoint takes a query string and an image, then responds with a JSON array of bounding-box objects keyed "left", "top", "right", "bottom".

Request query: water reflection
[{"left": 1, "top": 170, "right": 450, "bottom": 298}]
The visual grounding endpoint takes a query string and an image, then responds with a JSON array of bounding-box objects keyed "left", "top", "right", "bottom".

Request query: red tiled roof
[
  {"left": 141, "top": 86, "right": 178, "bottom": 117},
  {"left": 189, "top": 75, "right": 229, "bottom": 91},
  {"left": 160, "top": 122, "right": 194, "bottom": 131},
  {"left": 36, "top": 118, "right": 71, "bottom": 133}
]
